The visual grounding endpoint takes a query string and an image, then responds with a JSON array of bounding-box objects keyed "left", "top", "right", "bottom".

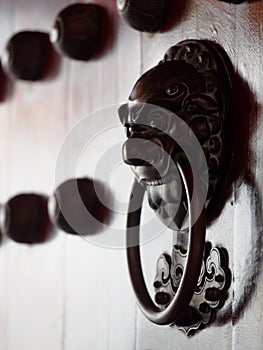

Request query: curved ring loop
[{"left": 126, "top": 161, "right": 206, "bottom": 325}]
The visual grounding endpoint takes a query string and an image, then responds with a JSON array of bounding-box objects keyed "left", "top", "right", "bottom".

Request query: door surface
[{"left": 0, "top": 0, "right": 262, "bottom": 349}]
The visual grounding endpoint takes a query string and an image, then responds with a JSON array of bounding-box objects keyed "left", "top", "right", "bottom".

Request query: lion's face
[
  {"left": 119, "top": 59, "right": 220, "bottom": 230},
  {"left": 119, "top": 100, "right": 189, "bottom": 230}
]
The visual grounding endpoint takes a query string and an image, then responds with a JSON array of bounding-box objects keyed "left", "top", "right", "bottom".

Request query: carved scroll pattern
[
  {"left": 160, "top": 41, "right": 226, "bottom": 201},
  {"left": 154, "top": 241, "right": 231, "bottom": 335}
]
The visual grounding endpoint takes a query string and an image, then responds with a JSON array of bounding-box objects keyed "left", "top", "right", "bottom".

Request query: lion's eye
[
  {"left": 149, "top": 113, "right": 162, "bottom": 129},
  {"left": 165, "top": 84, "right": 179, "bottom": 96}
]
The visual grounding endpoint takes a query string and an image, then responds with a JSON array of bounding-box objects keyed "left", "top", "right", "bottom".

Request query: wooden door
[{"left": 0, "top": 0, "right": 262, "bottom": 349}]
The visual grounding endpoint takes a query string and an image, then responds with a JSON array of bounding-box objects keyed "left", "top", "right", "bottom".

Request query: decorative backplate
[
  {"left": 158, "top": 40, "right": 233, "bottom": 218},
  {"left": 153, "top": 242, "right": 231, "bottom": 335}
]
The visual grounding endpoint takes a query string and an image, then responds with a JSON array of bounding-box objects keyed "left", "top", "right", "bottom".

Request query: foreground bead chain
[
  {"left": 1, "top": 3, "right": 107, "bottom": 82},
  {"left": 1, "top": 177, "right": 110, "bottom": 244}
]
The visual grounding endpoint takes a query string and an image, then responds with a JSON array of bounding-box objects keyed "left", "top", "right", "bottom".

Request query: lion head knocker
[
  {"left": 119, "top": 40, "right": 233, "bottom": 231},
  {"left": 119, "top": 40, "right": 233, "bottom": 333}
]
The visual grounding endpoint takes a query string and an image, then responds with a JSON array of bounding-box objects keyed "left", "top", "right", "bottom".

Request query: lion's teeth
[{"left": 142, "top": 175, "right": 173, "bottom": 186}]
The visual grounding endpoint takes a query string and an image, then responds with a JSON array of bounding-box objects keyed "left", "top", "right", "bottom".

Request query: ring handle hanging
[{"left": 126, "top": 161, "right": 206, "bottom": 325}]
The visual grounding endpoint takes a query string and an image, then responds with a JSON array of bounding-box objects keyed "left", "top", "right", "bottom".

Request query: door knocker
[{"left": 118, "top": 40, "right": 233, "bottom": 334}]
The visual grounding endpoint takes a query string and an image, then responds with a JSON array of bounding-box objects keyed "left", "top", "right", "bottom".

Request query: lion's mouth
[{"left": 141, "top": 174, "right": 174, "bottom": 186}]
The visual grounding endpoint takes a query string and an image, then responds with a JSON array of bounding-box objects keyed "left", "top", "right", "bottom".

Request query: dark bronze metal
[
  {"left": 51, "top": 4, "right": 101, "bottom": 61},
  {"left": 127, "top": 163, "right": 206, "bottom": 325},
  {"left": 3, "top": 31, "right": 53, "bottom": 81},
  {"left": 117, "top": 0, "right": 167, "bottom": 33},
  {"left": 119, "top": 39, "right": 233, "bottom": 231},
  {"left": 120, "top": 40, "right": 233, "bottom": 330},
  {"left": 154, "top": 242, "right": 231, "bottom": 335},
  {"left": 4, "top": 194, "right": 51, "bottom": 243}
]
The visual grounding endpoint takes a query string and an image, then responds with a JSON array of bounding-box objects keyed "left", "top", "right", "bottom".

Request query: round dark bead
[
  {"left": 205, "top": 287, "right": 221, "bottom": 302},
  {"left": 0, "top": 61, "right": 8, "bottom": 102},
  {"left": 210, "top": 114, "right": 222, "bottom": 134},
  {"left": 54, "top": 178, "right": 105, "bottom": 235},
  {"left": 4, "top": 194, "right": 51, "bottom": 244},
  {"left": 209, "top": 136, "right": 222, "bottom": 155},
  {"left": 51, "top": 3, "right": 101, "bottom": 60},
  {"left": 199, "top": 302, "right": 211, "bottom": 313},
  {"left": 153, "top": 280, "right": 162, "bottom": 289},
  {"left": 155, "top": 291, "right": 170, "bottom": 305},
  {"left": 3, "top": 31, "right": 52, "bottom": 81},
  {"left": 117, "top": 0, "right": 167, "bottom": 33},
  {"left": 215, "top": 274, "right": 224, "bottom": 283},
  {"left": 189, "top": 116, "right": 211, "bottom": 145}
]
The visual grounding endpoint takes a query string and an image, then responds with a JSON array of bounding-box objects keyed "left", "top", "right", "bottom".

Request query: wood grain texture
[
  {"left": 57, "top": 6, "right": 141, "bottom": 350},
  {"left": 0, "top": 0, "right": 262, "bottom": 349}
]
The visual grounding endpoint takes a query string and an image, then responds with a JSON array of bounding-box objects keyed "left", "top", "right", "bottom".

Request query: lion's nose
[
  {"left": 122, "top": 138, "right": 162, "bottom": 166},
  {"left": 124, "top": 157, "right": 150, "bottom": 166}
]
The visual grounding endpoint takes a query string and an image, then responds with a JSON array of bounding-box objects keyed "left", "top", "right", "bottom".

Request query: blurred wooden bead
[
  {"left": 2, "top": 31, "right": 52, "bottom": 81},
  {"left": 50, "top": 3, "right": 101, "bottom": 60},
  {"left": 4, "top": 194, "right": 51, "bottom": 244},
  {"left": 117, "top": 0, "right": 167, "bottom": 32},
  {"left": 53, "top": 178, "right": 103, "bottom": 235},
  {"left": 0, "top": 61, "right": 8, "bottom": 102}
]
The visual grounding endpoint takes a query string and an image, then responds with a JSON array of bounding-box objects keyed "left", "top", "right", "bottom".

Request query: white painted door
[{"left": 0, "top": 1, "right": 262, "bottom": 349}]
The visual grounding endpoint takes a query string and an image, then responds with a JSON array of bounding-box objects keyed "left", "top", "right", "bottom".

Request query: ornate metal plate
[
  {"left": 154, "top": 242, "right": 231, "bottom": 335},
  {"left": 158, "top": 40, "right": 234, "bottom": 222}
]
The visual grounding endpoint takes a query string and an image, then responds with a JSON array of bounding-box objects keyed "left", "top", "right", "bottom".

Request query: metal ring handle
[{"left": 126, "top": 161, "right": 206, "bottom": 325}]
